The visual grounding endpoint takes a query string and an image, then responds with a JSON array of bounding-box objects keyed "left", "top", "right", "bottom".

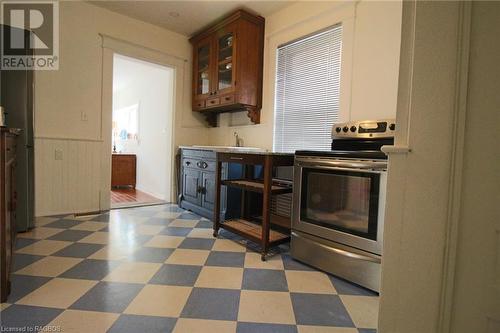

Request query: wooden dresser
[
  {"left": 1, "top": 128, "right": 19, "bottom": 302},
  {"left": 111, "top": 154, "right": 136, "bottom": 188}
]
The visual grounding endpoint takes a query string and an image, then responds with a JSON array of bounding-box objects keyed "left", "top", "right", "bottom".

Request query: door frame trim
[
  {"left": 437, "top": 2, "right": 472, "bottom": 332},
  {"left": 99, "top": 34, "right": 186, "bottom": 210}
]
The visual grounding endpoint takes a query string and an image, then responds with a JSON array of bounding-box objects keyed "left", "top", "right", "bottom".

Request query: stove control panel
[{"left": 332, "top": 119, "right": 396, "bottom": 139}]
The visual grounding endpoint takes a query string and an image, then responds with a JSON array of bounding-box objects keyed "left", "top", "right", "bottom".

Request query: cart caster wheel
[
  {"left": 213, "top": 231, "right": 218, "bottom": 238},
  {"left": 260, "top": 255, "right": 266, "bottom": 262}
]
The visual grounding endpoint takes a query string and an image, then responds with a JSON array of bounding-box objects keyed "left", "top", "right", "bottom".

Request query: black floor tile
[
  {"left": 69, "top": 281, "right": 143, "bottom": 313},
  {"left": 159, "top": 227, "right": 192, "bottom": 237},
  {"left": 45, "top": 219, "right": 82, "bottom": 229},
  {"left": 281, "top": 254, "right": 315, "bottom": 271},
  {"left": 291, "top": 293, "right": 354, "bottom": 327},
  {"left": 52, "top": 243, "right": 104, "bottom": 258},
  {"left": 205, "top": 251, "right": 245, "bottom": 268},
  {"left": 178, "top": 238, "right": 215, "bottom": 251},
  {"left": 7, "top": 275, "right": 52, "bottom": 303},
  {"left": 59, "top": 259, "right": 121, "bottom": 280},
  {"left": 48, "top": 230, "right": 93, "bottom": 242},
  {"left": 149, "top": 264, "right": 201, "bottom": 286},
  {"left": 181, "top": 287, "right": 240, "bottom": 321},
  {"left": 107, "top": 314, "right": 177, "bottom": 333},
  {"left": 128, "top": 247, "right": 174, "bottom": 263},
  {"left": 237, "top": 322, "right": 298, "bottom": 333},
  {"left": 242, "top": 269, "right": 288, "bottom": 292},
  {"left": 0, "top": 304, "right": 63, "bottom": 330},
  {"left": 14, "top": 238, "right": 39, "bottom": 250},
  {"left": 177, "top": 212, "right": 201, "bottom": 220},
  {"left": 195, "top": 220, "right": 213, "bottom": 229},
  {"left": 330, "top": 276, "right": 378, "bottom": 296},
  {"left": 11, "top": 254, "right": 45, "bottom": 272}
]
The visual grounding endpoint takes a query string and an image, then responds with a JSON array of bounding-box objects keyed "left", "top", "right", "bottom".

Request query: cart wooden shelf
[
  {"left": 220, "top": 179, "right": 292, "bottom": 195},
  {"left": 222, "top": 218, "right": 290, "bottom": 244},
  {"left": 213, "top": 151, "right": 294, "bottom": 260}
]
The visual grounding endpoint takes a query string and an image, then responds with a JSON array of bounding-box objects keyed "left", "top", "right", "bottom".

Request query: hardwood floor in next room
[{"left": 110, "top": 188, "right": 164, "bottom": 209}]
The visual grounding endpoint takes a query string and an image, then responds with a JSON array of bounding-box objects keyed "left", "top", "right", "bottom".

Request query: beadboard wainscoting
[{"left": 35, "top": 138, "right": 102, "bottom": 216}]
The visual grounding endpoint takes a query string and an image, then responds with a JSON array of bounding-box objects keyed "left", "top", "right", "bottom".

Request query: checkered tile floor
[{"left": 1, "top": 204, "right": 378, "bottom": 333}]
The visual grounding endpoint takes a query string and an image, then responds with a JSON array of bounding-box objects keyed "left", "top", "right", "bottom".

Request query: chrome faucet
[{"left": 234, "top": 131, "right": 243, "bottom": 147}]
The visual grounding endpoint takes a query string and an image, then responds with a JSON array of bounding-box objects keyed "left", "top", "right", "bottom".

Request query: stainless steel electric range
[{"left": 291, "top": 119, "right": 395, "bottom": 292}]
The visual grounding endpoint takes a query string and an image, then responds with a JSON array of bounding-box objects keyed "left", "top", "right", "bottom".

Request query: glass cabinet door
[
  {"left": 196, "top": 42, "right": 211, "bottom": 96},
  {"left": 216, "top": 32, "right": 235, "bottom": 92}
]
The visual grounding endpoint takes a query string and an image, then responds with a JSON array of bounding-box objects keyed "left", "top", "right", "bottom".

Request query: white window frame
[
  {"left": 265, "top": 4, "right": 356, "bottom": 147},
  {"left": 273, "top": 24, "right": 344, "bottom": 153}
]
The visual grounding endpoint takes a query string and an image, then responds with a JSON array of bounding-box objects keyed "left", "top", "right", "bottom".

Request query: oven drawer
[{"left": 291, "top": 230, "right": 381, "bottom": 292}]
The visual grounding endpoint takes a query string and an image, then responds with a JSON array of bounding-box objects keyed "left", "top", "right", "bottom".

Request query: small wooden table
[
  {"left": 213, "top": 151, "right": 294, "bottom": 260},
  {"left": 111, "top": 154, "right": 136, "bottom": 188}
]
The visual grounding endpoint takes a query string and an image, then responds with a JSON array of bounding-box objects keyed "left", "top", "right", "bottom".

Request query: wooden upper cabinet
[
  {"left": 193, "top": 36, "right": 213, "bottom": 102},
  {"left": 189, "top": 10, "right": 265, "bottom": 127}
]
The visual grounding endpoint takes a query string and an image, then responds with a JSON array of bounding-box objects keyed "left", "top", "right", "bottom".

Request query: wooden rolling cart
[{"left": 213, "top": 151, "right": 294, "bottom": 260}]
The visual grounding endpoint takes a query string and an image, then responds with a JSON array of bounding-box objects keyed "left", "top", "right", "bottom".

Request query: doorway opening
[{"left": 110, "top": 53, "right": 174, "bottom": 209}]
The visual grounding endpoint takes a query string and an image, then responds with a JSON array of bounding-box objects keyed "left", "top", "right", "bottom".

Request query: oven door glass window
[{"left": 300, "top": 168, "right": 380, "bottom": 240}]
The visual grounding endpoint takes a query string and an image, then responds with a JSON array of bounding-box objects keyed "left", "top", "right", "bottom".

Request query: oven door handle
[
  {"left": 296, "top": 158, "right": 387, "bottom": 171},
  {"left": 292, "top": 232, "right": 380, "bottom": 263}
]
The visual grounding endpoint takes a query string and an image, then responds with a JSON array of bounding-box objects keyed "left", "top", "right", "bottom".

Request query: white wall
[
  {"left": 113, "top": 54, "right": 173, "bottom": 200},
  {"left": 34, "top": 1, "right": 207, "bottom": 216},
  {"left": 206, "top": 0, "right": 402, "bottom": 149}
]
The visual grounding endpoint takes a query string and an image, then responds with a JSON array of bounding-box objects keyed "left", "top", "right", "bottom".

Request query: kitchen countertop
[{"left": 179, "top": 145, "right": 293, "bottom": 156}]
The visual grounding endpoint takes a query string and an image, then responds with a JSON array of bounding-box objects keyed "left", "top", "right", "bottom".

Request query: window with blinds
[{"left": 273, "top": 24, "right": 343, "bottom": 153}]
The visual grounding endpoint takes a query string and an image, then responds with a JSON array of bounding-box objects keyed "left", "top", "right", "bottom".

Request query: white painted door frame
[
  {"left": 378, "top": 1, "right": 473, "bottom": 332},
  {"left": 99, "top": 34, "right": 186, "bottom": 210}
]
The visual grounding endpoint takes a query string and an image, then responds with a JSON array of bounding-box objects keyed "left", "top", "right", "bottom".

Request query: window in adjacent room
[
  {"left": 113, "top": 103, "right": 139, "bottom": 143},
  {"left": 273, "top": 24, "right": 343, "bottom": 153}
]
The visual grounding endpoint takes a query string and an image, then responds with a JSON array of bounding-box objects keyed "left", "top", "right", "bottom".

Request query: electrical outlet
[
  {"left": 55, "top": 149, "right": 63, "bottom": 160},
  {"left": 81, "top": 111, "right": 88, "bottom": 121}
]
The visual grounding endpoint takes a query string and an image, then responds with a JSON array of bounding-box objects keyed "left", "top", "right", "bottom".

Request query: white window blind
[{"left": 273, "top": 24, "right": 342, "bottom": 153}]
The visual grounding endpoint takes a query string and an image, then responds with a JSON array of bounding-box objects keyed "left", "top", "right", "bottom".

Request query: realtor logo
[{"left": 1, "top": 1, "right": 59, "bottom": 70}]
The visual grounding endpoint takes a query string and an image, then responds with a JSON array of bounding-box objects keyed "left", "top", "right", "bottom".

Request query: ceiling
[{"left": 89, "top": 1, "right": 295, "bottom": 36}]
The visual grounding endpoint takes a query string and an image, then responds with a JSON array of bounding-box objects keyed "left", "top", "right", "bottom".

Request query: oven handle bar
[
  {"left": 292, "top": 231, "right": 380, "bottom": 263},
  {"left": 295, "top": 158, "right": 387, "bottom": 171}
]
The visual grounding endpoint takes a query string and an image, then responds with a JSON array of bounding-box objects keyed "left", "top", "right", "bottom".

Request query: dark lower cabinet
[
  {"left": 1, "top": 128, "right": 19, "bottom": 302},
  {"left": 183, "top": 168, "right": 202, "bottom": 206},
  {"left": 180, "top": 149, "right": 227, "bottom": 220},
  {"left": 201, "top": 171, "right": 216, "bottom": 212}
]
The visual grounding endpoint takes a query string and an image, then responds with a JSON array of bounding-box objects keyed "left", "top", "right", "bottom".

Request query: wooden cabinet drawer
[
  {"left": 206, "top": 97, "right": 220, "bottom": 107},
  {"left": 194, "top": 100, "right": 205, "bottom": 110},
  {"left": 220, "top": 94, "right": 235, "bottom": 105},
  {"left": 217, "top": 152, "right": 264, "bottom": 165}
]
